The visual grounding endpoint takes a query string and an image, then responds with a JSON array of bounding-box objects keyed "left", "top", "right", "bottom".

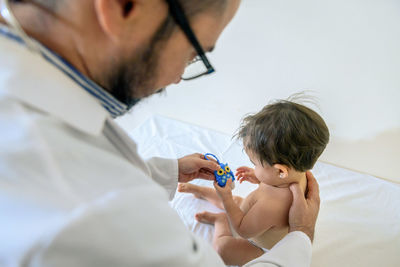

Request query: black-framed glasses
[{"left": 166, "top": 0, "right": 215, "bottom": 80}]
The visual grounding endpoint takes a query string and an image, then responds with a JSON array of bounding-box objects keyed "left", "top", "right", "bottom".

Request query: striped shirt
[{"left": 0, "top": 24, "right": 128, "bottom": 118}]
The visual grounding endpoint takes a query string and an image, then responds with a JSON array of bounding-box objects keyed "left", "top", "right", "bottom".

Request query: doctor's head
[{"left": 2, "top": 0, "right": 240, "bottom": 108}]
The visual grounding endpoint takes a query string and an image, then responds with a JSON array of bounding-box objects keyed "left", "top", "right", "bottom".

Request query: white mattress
[{"left": 127, "top": 115, "right": 400, "bottom": 267}]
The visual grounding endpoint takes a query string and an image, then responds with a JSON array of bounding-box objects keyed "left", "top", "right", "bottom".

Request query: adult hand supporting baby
[
  {"left": 177, "top": 153, "right": 221, "bottom": 183},
  {"left": 288, "top": 171, "right": 320, "bottom": 242}
]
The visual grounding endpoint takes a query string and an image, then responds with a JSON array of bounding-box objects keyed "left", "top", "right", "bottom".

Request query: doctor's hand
[
  {"left": 288, "top": 171, "right": 320, "bottom": 242},
  {"left": 178, "top": 153, "right": 220, "bottom": 183}
]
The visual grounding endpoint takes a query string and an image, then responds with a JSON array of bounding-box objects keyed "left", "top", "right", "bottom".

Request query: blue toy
[{"left": 204, "top": 153, "right": 235, "bottom": 188}]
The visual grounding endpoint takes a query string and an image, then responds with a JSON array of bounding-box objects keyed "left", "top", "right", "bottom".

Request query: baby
[{"left": 178, "top": 99, "right": 329, "bottom": 266}]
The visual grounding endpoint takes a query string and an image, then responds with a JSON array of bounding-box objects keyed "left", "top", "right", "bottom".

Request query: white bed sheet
[{"left": 127, "top": 115, "right": 400, "bottom": 267}]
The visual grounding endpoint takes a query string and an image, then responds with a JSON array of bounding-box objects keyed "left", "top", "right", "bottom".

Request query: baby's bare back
[{"left": 240, "top": 184, "right": 293, "bottom": 249}]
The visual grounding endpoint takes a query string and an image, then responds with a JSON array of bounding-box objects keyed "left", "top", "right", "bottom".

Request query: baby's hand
[
  {"left": 214, "top": 179, "right": 233, "bottom": 200},
  {"left": 235, "top": 166, "right": 260, "bottom": 184}
]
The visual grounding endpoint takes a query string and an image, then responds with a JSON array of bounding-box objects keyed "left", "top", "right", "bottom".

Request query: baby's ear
[{"left": 272, "top": 164, "right": 289, "bottom": 179}]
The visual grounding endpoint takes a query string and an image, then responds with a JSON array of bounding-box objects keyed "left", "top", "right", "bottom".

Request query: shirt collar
[
  {"left": 0, "top": 24, "right": 129, "bottom": 136},
  {"left": 0, "top": 24, "right": 129, "bottom": 119}
]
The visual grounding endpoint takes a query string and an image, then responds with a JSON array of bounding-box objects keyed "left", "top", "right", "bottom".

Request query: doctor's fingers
[
  {"left": 198, "top": 153, "right": 220, "bottom": 165},
  {"left": 289, "top": 183, "right": 306, "bottom": 207},
  {"left": 305, "top": 171, "right": 320, "bottom": 205},
  {"left": 195, "top": 156, "right": 220, "bottom": 171},
  {"left": 198, "top": 169, "right": 216, "bottom": 181}
]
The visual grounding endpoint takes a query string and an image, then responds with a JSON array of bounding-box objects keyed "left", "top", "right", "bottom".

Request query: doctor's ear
[
  {"left": 273, "top": 164, "right": 289, "bottom": 179},
  {"left": 94, "top": 0, "right": 138, "bottom": 43}
]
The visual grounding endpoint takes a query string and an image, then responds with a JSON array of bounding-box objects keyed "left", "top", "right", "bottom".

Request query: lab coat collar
[{"left": 0, "top": 25, "right": 125, "bottom": 136}]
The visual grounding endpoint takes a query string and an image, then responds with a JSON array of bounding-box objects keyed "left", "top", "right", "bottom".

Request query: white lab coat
[{"left": 0, "top": 28, "right": 312, "bottom": 267}]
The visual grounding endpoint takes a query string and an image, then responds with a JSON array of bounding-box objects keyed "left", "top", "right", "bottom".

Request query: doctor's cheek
[
  {"left": 174, "top": 59, "right": 190, "bottom": 84},
  {"left": 157, "top": 61, "right": 185, "bottom": 88},
  {"left": 171, "top": 53, "right": 197, "bottom": 85}
]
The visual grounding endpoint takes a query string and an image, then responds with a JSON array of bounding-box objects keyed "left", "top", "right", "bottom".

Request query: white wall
[{"left": 117, "top": 0, "right": 400, "bottom": 182}]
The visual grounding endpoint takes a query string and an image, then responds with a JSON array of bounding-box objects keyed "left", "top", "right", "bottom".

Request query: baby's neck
[{"left": 273, "top": 172, "right": 307, "bottom": 194}]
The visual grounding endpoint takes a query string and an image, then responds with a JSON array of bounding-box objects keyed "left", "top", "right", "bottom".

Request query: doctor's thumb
[
  {"left": 203, "top": 160, "right": 220, "bottom": 171},
  {"left": 289, "top": 183, "right": 304, "bottom": 204}
]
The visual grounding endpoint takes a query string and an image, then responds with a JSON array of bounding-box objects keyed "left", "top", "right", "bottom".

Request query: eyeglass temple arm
[{"left": 165, "top": 0, "right": 213, "bottom": 70}]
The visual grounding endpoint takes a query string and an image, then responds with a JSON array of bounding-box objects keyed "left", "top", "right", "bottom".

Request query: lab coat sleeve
[
  {"left": 145, "top": 157, "right": 179, "bottom": 200},
  {"left": 31, "top": 186, "right": 226, "bottom": 267},
  {"left": 244, "top": 231, "right": 312, "bottom": 267},
  {"left": 102, "top": 118, "right": 179, "bottom": 200}
]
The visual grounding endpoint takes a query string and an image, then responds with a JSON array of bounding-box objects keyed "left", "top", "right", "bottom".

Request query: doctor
[{"left": 0, "top": 0, "right": 320, "bottom": 266}]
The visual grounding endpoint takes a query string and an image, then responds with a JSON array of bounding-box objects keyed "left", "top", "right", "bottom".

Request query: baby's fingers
[
  {"left": 236, "top": 166, "right": 250, "bottom": 171},
  {"left": 235, "top": 171, "right": 244, "bottom": 177},
  {"left": 236, "top": 168, "right": 250, "bottom": 174},
  {"left": 236, "top": 172, "right": 246, "bottom": 179},
  {"left": 213, "top": 181, "right": 222, "bottom": 190},
  {"left": 235, "top": 173, "right": 246, "bottom": 180}
]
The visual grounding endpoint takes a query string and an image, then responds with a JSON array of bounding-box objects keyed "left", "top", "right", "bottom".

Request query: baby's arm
[
  {"left": 235, "top": 198, "right": 284, "bottom": 238},
  {"left": 215, "top": 180, "right": 284, "bottom": 239}
]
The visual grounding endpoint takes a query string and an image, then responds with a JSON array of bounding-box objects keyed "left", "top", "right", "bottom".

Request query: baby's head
[{"left": 237, "top": 99, "right": 329, "bottom": 186}]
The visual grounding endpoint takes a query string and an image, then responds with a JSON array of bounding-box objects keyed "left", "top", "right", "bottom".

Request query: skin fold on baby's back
[{"left": 239, "top": 184, "right": 293, "bottom": 249}]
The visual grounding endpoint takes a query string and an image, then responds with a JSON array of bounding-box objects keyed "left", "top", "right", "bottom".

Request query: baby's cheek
[{"left": 254, "top": 169, "right": 263, "bottom": 180}]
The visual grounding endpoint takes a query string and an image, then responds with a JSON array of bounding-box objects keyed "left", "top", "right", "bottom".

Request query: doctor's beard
[{"left": 105, "top": 17, "right": 174, "bottom": 110}]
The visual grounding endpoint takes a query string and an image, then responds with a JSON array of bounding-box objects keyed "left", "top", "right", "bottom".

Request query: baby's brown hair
[{"left": 236, "top": 99, "right": 329, "bottom": 172}]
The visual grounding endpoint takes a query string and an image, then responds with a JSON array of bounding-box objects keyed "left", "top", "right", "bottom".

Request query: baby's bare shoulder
[
  {"left": 242, "top": 185, "right": 292, "bottom": 214},
  {"left": 256, "top": 184, "right": 293, "bottom": 212}
]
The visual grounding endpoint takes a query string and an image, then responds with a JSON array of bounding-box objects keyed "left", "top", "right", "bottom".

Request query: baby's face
[{"left": 246, "top": 150, "right": 280, "bottom": 186}]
